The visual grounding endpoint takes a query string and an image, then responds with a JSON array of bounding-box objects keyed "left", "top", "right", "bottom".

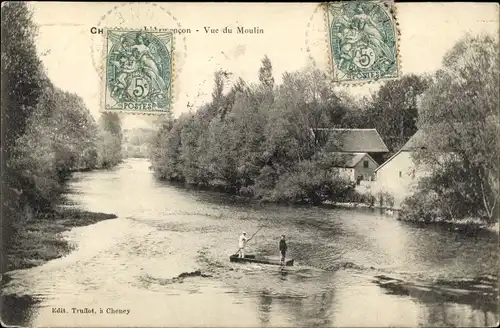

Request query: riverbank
[
  {"left": 5, "top": 209, "right": 117, "bottom": 272},
  {"left": 326, "top": 201, "right": 499, "bottom": 233},
  {"left": 164, "top": 180, "right": 499, "bottom": 234}
]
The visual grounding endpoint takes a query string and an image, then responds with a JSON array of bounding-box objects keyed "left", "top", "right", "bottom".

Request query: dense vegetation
[
  {"left": 149, "top": 54, "right": 427, "bottom": 205},
  {"left": 1, "top": 3, "right": 122, "bottom": 271},
  {"left": 150, "top": 34, "right": 498, "bottom": 227},
  {"left": 399, "top": 35, "right": 499, "bottom": 226}
]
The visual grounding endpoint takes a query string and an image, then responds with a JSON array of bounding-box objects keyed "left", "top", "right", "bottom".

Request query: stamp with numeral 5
[
  {"left": 326, "top": 1, "right": 399, "bottom": 83},
  {"left": 104, "top": 30, "right": 173, "bottom": 114}
]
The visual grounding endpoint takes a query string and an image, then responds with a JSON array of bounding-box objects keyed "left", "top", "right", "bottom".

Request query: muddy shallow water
[{"left": 2, "top": 159, "right": 498, "bottom": 327}]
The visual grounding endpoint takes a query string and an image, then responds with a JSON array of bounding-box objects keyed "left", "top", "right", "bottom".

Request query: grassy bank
[{"left": 5, "top": 209, "right": 117, "bottom": 272}]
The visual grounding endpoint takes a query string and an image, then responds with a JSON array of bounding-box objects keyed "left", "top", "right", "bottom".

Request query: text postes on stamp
[
  {"left": 104, "top": 30, "right": 173, "bottom": 114},
  {"left": 326, "top": 1, "right": 399, "bottom": 83}
]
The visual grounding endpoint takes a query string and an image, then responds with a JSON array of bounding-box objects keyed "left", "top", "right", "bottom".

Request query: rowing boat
[{"left": 229, "top": 254, "right": 294, "bottom": 266}]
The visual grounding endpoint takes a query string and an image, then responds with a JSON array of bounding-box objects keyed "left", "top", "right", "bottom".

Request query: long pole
[{"left": 246, "top": 226, "right": 263, "bottom": 243}]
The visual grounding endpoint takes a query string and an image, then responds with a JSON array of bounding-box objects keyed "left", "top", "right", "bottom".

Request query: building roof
[
  {"left": 375, "top": 126, "right": 459, "bottom": 173},
  {"left": 331, "top": 152, "right": 378, "bottom": 168},
  {"left": 311, "top": 128, "right": 389, "bottom": 153},
  {"left": 400, "top": 129, "right": 427, "bottom": 151},
  {"left": 374, "top": 129, "right": 428, "bottom": 173}
]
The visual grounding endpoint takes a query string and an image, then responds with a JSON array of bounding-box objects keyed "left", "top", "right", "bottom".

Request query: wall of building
[
  {"left": 371, "top": 151, "right": 429, "bottom": 208},
  {"left": 353, "top": 155, "right": 378, "bottom": 182}
]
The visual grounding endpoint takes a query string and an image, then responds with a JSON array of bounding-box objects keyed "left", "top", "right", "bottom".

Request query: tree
[
  {"left": 1, "top": 2, "right": 47, "bottom": 157},
  {"left": 96, "top": 112, "right": 123, "bottom": 168},
  {"left": 404, "top": 34, "right": 499, "bottom": 223},
  {"left": 149, "top": 119, "right": 184, "bottom": 180},
  {"left": 258, "top": 55, "right": 275, "bottom": 90},
  {"left": 148, "top": 65, "right": 355, "bottom": 203},
  {"left": 8, "top": 86, "right": 100, "bottom": 209},
  {"left": 1, "top": 2, "right": 120, "bottom": 273},
  {"left": 366, "top": 74, "right": 430, "bottom": 157}
]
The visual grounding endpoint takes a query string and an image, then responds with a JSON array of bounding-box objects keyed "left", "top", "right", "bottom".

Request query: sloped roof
[
  {"left": 331, "top": 152, "right": 378, "bottom": 168},
  {"left": 375, "top": 129, "right": 432, "bottom": 173},
  {"left": 375, "top": 126, "right": 460, "bottom": 173},
  {"left": 401, "top": 129, "right": 426, "bottom": 151},
  {"left": 403, "top": 125, "right": 459, "bottom": 152},
  {"left": 312, "top": 128, "right": 389, "bottom": 153}
]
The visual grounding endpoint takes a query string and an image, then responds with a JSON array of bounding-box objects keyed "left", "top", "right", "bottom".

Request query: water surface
[{"left": 2, "top": 159, "right": 498, "bottom": 327}]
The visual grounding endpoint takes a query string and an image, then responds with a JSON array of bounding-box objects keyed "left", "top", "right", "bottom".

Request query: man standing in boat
[
  {"left": 238, "top": 231, "right": 247, "bottom": 258},
  {"left": 279, "top": 235, "right": 287, "bottom": 265}
]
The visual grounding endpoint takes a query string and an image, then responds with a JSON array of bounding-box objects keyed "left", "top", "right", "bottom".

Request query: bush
[
  {"left": 398, "top": 189, "right": 445, "bottom": 223},
  {"left": 257, "top": 159, "right": 352, "bottom": 205},
  {"left": 375, "top": 191, "right": 395, "bottom": 208},
  {"left": 385, "top": 193, "right": 395, "bottom": 208}
]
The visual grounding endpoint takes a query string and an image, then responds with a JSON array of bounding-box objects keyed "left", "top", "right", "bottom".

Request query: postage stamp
[
  {"left": 104, "top": 29, "right": 173, "bottom": 113},
  {"left": 326, "top": 1, "right": 399, "bottom": 83}
]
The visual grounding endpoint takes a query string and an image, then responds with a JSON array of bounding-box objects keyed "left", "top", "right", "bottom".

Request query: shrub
[
  {"left": 376, "top": 191, "right": 396, "bottom": 208},
  {"left": 398, "top": 189, "right": 444, "bottom": 223}
]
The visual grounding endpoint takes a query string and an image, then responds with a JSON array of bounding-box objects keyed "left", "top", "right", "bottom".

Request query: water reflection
[
  {"left": 256, "top": 289, "right": 335, "bottom": 327},
  {"left": 374, "top": 273, "right": 498, "bottom": 326},
  {"left": 258, "top": 291, "right": 272, "bottom": 326}
]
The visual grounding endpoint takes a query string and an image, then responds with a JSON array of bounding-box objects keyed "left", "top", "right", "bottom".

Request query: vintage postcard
[{"left": 1, "top": 2, "right": 499, "bottom": 328}]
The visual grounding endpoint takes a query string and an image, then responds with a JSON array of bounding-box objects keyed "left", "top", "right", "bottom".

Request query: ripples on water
[{"left": 2, "top": 159, "right": 498, "bottom": 327}]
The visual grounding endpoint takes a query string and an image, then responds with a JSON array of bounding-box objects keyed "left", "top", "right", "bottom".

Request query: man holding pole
[{"left": 238, "top": 231, "right": 247, "bottom": 258}]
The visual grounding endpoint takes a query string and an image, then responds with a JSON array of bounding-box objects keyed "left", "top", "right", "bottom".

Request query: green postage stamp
[
  {"left": 326, "top": 1, "right": 399, "bottom": 83},
  {"left": 104, "top": 30, "right": 173, "bottom": 113}
]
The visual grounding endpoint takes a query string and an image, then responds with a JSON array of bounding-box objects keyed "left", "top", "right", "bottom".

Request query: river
[{"left": 2, "top": 158, "right": 498, "bottom": 327}]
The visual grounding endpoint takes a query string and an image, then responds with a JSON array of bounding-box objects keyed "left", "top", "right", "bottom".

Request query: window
[
  {"left": 363, "top": 160, "right": 369, "bottom": 168},
  {"left": 399, "top": 171, "right": 402, "bottom": 178}
]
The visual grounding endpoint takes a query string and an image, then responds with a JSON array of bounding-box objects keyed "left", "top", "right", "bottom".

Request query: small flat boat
[{"left": 229, "top": 254, "right": 294, "bottom": 266}]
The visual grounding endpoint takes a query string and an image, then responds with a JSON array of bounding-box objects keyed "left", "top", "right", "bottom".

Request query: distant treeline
[
  {"left": 122, "top": 128, "right": 155, "bottom": 158},
  {"left": 1, "top": 2, "right": 123, "bottom": 271}
]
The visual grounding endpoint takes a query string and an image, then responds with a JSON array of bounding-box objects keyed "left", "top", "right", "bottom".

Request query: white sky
[{"left": 29, "top": 2, "right": 499, "bottom": 128}]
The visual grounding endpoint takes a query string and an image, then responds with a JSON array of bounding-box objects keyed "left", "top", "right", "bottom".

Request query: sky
[{"left": 29, "top": 2, "right": 499, "bottom": 129}]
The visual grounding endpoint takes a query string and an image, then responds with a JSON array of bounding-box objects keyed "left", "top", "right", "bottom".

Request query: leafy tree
[
  {"left": 366, "top": 74, "right": 430, "bottom": 157},
  {"left": 178, "top": 114, "right": 204, "bottom": 184},
  {"left": 96, "top": 112, "right": 123, "bottom": 168},
  {"left": 149, "top": 119, "right": 183, "bottom": 180},
  {"left": 148, "top": 64, "right": 354, "bottom": 203},
  {"left": 1, "top": 2, "right": 123, "bottom": 273},
  {"left": 258, "top": 55, "right": 275, "bottom": 90},
  {"left": 402, "top": 34, "right": 499, "bottom": 223},
  {"left": 1, "top": 2, "right": 47, "bottom": 156}
]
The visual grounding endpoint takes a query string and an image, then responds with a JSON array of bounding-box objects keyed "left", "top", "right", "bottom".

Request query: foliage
[
  {"left": 367, "top": 74, "right": 430, "bottom": 157},
  {"left": 342, "top": 75, "right": 429, "bottom": 160},
  {"left": 149, "top": 58, "right": 354, "bottom": 204},
  {"left": 1, "top": 3, "right": 123, "bottom": 272},
  {"left": 375, "top": 191, "right": 395, "bottom": 208},
  {"left": 402, "top": 34, "right": 499, "bottom": 224},
  {"left": 1, "top": 2, "right": 47, "bottom": 156},
  {"left": 96, "top": 112, "right": 123, "bottom": 168},
  {"left": 398, "top": 189, "right": 444, "bottom": 224},
  {"left": 10, "top": 87, "right": 100, "bottom": 208},
  {"left": 122, "top": 128, "right": 155, "bottom": 158}
]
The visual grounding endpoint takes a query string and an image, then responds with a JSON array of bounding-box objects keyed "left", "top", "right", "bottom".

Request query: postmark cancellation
[
  {"left": 104, "top": 29, "right": 173, "bottom": 114},
  {"left": 326, "top": 1, "right": 399, "bottom": 83}
]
